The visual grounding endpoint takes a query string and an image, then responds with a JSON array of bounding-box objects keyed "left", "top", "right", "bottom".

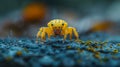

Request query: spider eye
[
  {"left": 51, "top": 24, "right": 53, "bottom": 26},
  {"left": 62, "top": 23, "right": 64, "bottom": 26}
]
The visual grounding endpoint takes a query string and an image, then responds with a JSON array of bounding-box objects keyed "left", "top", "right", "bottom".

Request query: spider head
[{"left": 48, "top": 19, "right": 68, "bottom": 35}]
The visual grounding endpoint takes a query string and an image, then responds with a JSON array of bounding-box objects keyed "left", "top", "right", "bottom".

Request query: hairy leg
[
  {"left": 41, "top": 32, "right": 46, "bottom": 42},
  {"left": 72, "top": 27, "right": 79, "bottom": 40},
  {"left": 69, "top": 33, "right": 72, "bottom": 41}
]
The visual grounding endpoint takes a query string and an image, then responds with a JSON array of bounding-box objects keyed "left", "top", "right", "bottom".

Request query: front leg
[
  {"left": 63, "top": 34, "right": 67, "bottom": 43},
  {"left": 69, "top": 33, "right": 72, "bottom": 41},
  {"left": 47, "top": 31, "right": 54, "bottom": 40},
  {"left": 72, "top": 27, "right": 79, "bottom": 40},
  {"left": 41, "top": 32, "right": 46, "bottom": 42},
  {"left": 36, "top": 31, "right": 41, "bottom": 43},
  {"left": 47, "top": 34, "right": 52, "bottom": 41}
]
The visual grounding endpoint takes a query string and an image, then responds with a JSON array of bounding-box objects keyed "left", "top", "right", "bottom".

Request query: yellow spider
[{"left": 36, "top": 19, "right": 79, "bottom": 43}]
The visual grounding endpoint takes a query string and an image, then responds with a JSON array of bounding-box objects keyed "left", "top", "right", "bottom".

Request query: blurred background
[{"left": 0, "top": 0, "right": 120, "bottom": 38}]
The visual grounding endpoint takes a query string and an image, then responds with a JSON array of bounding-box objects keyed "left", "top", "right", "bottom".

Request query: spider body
[{"left": 36, "top": 19, "right": 79, "bottom": 43}]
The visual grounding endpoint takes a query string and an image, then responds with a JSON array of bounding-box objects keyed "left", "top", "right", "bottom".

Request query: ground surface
[{"left": 0, "top": 32, "right": 120, "bottom": 67}]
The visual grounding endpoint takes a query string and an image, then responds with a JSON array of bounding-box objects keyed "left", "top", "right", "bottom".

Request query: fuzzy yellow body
[{"left": 36, "top": 19, "right": 79, "bottom": 43}]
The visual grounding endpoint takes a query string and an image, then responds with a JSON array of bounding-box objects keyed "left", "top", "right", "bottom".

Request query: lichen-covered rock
[{"left": 0, "top": 32, "right": 120, "bottom": 67}]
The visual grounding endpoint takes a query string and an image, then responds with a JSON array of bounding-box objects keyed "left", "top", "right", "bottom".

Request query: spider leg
[
  {"left": 36, "top": 28, "right": 43, "bottom": 43},
  {"left": 72, "top": 27, "right": 79, "bottom": 40}
]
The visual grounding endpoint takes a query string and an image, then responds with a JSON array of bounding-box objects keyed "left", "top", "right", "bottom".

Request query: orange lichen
[
  {"left": 22, "top": 3, "right": 46, "bottom": 22},
  {"left": 91, "top": 21, "right": 113, "bottom": 32}
]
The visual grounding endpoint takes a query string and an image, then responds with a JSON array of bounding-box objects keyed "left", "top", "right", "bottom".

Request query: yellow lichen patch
[
  {"left": 94, "top": 45, "right": 99, "bottom": 48},
  {"left": 76, "top": 39, "right": 85, "bottom": 44},
  {"left": 87, "top": 47, "right": 96, "bottom": 52},
  {"left": 97, "top": 46, "right": 101, "bottom": 49},
  {"left": 80, "top": 49, "right": 84, "bottom": 53},
  {"left": 87, "top": 47, "right": 91, "bottom": 51},
  {"left": 100, "top": 45, "right": 103, "bottom": 49},
  {"left": 99, "top": 41, "right": 107, "bottom": 46},
  {"left": 112, "top": 49, "right": 119, "bottom": 54},
  {"left": 103, "top": 42, "right": 107, "bottom": 45},
  {"left": 66, "top": 46, "right": 71, "bottom": 49},
  {"left": 117, "top": 43, "right": 120, "bottom": 46},
  {"left": 77, "top": 48, "right": 83, "bottom": 53},
  {"left": 93, "top": 54, "right": 101, "bottom": 59},
  {"left": 16, "top": 51, "right": 22, "bottom": 56},
  {"left": 93, "top": 51, "right": 101, "bottom": 59},
  {"left": 94, "top": 51, "right": 100, "bottom": 55},
  {"left": 94, "top": 41, "right": 99, "bottom": 45},
  {"left": 85, "top": 40, "right": 92, "bottom": 45}
]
